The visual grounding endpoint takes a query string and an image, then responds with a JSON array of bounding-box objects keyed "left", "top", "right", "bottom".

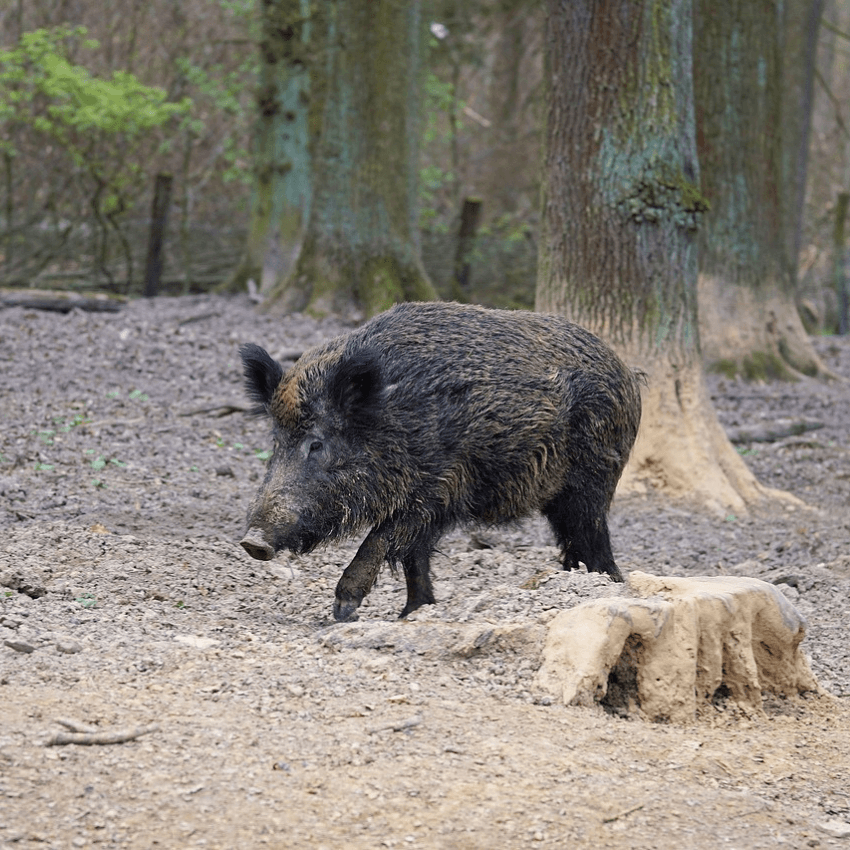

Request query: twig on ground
[
  {"left": 177, "top": 311, "right": 221, "bottom": 326},
  {"left": 368, "top": 714, "right": 423, "bottom": 735},
  {"left": 178, "top": 402, "right": 250, "bottom": 417},
  {"left": 46, "top": 723, "right": 160, "bottom": 746},
  {"left": 55, "top": 717, "right": 98, "bottom": 734},
  {"left": 273, "top": 349, "right": 304, "bottom": 362},
  {"left": 84, "top": 417, "right": 145, "bottom": 429},
  {"left": 602, "top": 803, "right": 644, "bottom": 824}
]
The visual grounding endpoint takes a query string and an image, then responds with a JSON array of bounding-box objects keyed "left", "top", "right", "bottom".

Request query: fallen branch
[
  {"left": 602, "top": 803, "right": 644, "bottom": 824},
  {"left": 46, "top": 723, "right": 160, "bottom": 746},
  {"left": 177, "top": 311, "right": 221, "bottom": 326},
  {"left": 1, "top": 288, "right": 125, "bottom": 313},
  {"left": 55, "top": 717, "right": 98, "bottom": 734},
  {"left": 726, "top": 419, "right": 824, "bottom": 444}
]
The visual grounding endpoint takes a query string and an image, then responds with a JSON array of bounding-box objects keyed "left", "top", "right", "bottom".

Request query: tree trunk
[
  {"left": 694, "top": 0, "right": 830, "bottom": 380},
  {"left": 479, "top": 0, "right": 543, "bottom": 218},
  {"left": 781, "top": 0, "right": 826, "bottom": 288},
  {"left": 263, "top": 0, "right": 436, "bottom": 320},
  {"left": 226, "top": 0, "right": 313, "bottom": 296},
  {"left": 538, "top": 0, "right": 786, "bottom": 513}
]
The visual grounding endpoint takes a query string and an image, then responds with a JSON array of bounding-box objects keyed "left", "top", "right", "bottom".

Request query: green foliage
[
  {"left": 419, "top": 72, "right": 463, "bottom": 229},
  {"left": 1, "top": 25, "right": 193, "bottom": 285},
  {"left": 422, "top": 72, "right": 456, "bottom": 145},
  {"left": 0, "top": 26, "right": 189, "bottom": 159},
  {"left": 173, "top": 55, "right": 255, "bottom": 185}
]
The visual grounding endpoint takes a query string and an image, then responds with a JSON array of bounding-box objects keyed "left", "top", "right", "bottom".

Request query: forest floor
[{"left": 1, "top": 294, "right": 850, "bottom": 850}]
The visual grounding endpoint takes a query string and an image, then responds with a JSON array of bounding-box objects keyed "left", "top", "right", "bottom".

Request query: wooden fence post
[
  {"left": 834, "top": 191, "right": 849, "bottom": 335},
  {"left": 452, "top": 197, "right": 482, "bottom": 297},
  {"left": 144, "top": 173, "right": 173, "bottom": 298}
]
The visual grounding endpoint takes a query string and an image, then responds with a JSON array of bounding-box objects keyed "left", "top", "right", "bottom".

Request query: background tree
[
  {"left": 260, "top": 0, "right": 436, "bottom": 319},
  {"left": 537, "top": 0, "right": 783, "bottom": 512},
  {"left": 808, "top": 0, "right": 850, "bottom": 334},
  {"left": 227, "top": 0, "right": 311, "bottom": 296},
  {"left": 693, "top": 0, "right": 830, "bottom": 379},
  {"left": 783, "top": 0, "right": 827, "bottom": 290}
]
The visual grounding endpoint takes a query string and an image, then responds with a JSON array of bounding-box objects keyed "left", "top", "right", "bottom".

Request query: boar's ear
[
  {"left": 240, "top": 344, "right": 283, "bottom": 413},
  {"left": 329, "top": 349, "right": 382, "bottom": 431}
]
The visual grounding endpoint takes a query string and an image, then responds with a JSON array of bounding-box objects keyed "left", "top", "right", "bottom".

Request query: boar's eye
[{"left": 308, "top": 439, "right": 323, "bottom": 454}]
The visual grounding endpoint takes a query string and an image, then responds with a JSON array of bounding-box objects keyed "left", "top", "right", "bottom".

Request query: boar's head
[{"left": 238, "top": 343, "right": 385, "bottom": 561}]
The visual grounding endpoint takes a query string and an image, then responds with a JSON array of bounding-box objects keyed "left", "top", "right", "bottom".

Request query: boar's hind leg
[
  {"left": 398, "top": 535, "right": 437, "bottom": 619},
  {"left": 333, "top": 530, "right": 389, "bottom": 622},
  {"left": 543, "top": 487, "right": 624, "bottom": 582}
]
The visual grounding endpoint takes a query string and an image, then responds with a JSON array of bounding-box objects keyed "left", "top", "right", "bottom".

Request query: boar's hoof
[
  {"left": 333, "top": 596, "right": 361, "bottom": 622},
  {"left": 606, "top": 564, "right": 625, "bottom": 583},
  {"left": 241, "top": 532, "right": 275, "bottom": 561}
]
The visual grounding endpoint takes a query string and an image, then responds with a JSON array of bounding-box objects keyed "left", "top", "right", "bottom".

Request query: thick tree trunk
[
  {"left": 538, "top": 0, "right": 787, "bottom": 513},
  {"left": 694, "top": 0, "right": 830, "bottom": 380},
  {"left": 226, "top": 0, "right": 312, "bottom": 296},
  {"left": 264, "top": 0, "right": 436, "bottom": 320}
]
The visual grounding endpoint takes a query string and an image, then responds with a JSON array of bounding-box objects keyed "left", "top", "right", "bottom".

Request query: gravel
[{"left": 1, "top": 293, "right": 849, "bottom": 849}]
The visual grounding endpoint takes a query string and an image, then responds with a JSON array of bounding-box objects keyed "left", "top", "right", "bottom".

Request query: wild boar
[{"left": 239, "top": 301, "right": 642, "bottom": 621}]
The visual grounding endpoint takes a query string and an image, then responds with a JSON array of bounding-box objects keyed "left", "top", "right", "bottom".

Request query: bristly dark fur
[
  {"left": 239, "top": 301, "right": 643, "bottom": 622},
  {"left": 240, "top": 343, "right": 283, "bottom": 415}
]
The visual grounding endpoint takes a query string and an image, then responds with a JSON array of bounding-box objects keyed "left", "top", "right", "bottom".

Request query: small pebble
[
  {"left": 55, "top": 637, "right": 82, "bottom": 654},
  {"left": 818, "top": 820, "right": 850, "bottom": 839}
]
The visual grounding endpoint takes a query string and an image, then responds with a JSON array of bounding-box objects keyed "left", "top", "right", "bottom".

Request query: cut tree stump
[{"left": 534, "top": 572, "right": 821, "bottom": 722}]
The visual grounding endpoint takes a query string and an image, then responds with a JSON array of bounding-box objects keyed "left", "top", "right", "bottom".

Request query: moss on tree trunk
[
  {"left": 224, "top": 0, "right": 312, "bottom": 296},
  {"left": 538, "top": 0, "right": 790, "bottom": 512},
  {"left": 693, "top": 0, "right": 830, "bottom": 380},
  {"left": 262, "top": 0, "right": 436, "bottom": 320}
]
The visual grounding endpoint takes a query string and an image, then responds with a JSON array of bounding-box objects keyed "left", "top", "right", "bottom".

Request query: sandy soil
[{"left": 1, "top": 294, "right": 850, "bottom": 849}]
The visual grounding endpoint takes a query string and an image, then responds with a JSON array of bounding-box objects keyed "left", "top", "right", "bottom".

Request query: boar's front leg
[
  {"left": 333, "top": 529, "right": 389, "bottom": 622},
  {"left": 334, "top": 527, "right": 438, "bottom": 622}
]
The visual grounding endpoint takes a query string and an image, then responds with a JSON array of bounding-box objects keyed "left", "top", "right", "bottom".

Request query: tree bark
[
  {"left": 694, "top": 0, "right": 830, "bottom": 380},
  {"left": 263, "top": 0, "right": 436, "bottom": 320},
  {"left": 226, "top": 0, "right": 313, "bottom": 295},
  {"left": 781, "top": 0, "right": 826, "bottom": 287},
  {"left": 538, "top": 0, "right": 786, "bottom": 513}
]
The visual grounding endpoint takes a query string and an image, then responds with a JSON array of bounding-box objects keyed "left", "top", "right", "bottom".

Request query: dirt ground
[{"left": 2, "top": 294, "right": 850, "bottom": 850}]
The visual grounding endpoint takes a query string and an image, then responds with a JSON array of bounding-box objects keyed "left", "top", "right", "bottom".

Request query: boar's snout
[{"left": 240, "top": 530, "right": 275, "bottom": 561}]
